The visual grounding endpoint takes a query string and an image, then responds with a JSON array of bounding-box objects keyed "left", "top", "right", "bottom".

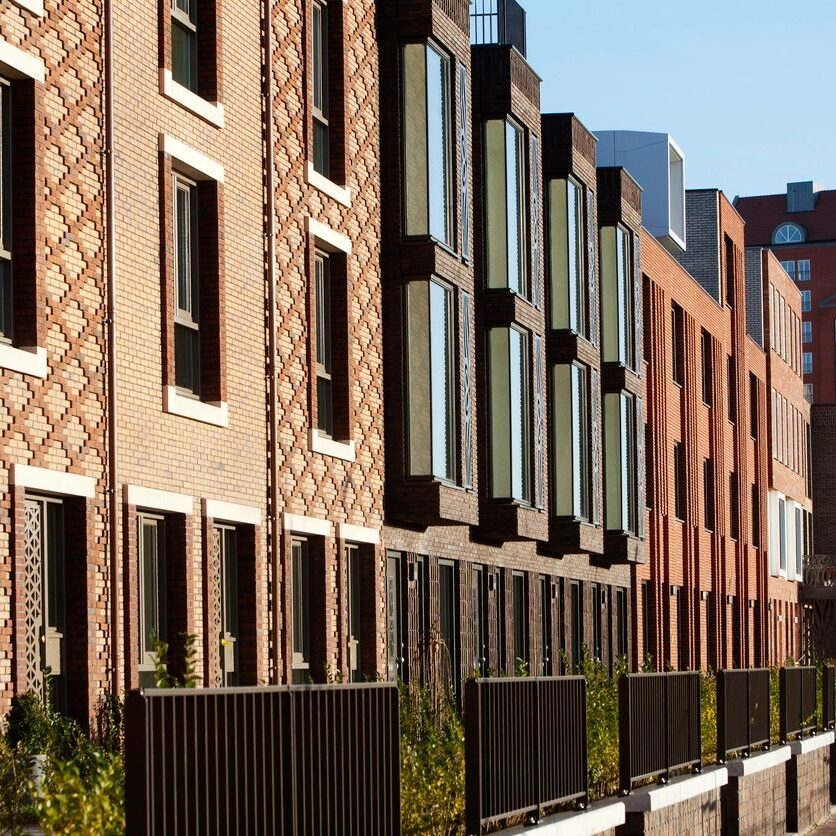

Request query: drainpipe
[
  {"left": 103, "top": 0, "right": 121, "bottom": 695},
  {"left": 263, "top": 0, "right": 280, "bottom": 684}
]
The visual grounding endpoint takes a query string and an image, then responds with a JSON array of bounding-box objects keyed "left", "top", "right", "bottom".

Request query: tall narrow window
[
  {"left": 291, "top": 538, "right": 311, "bottom": 683},
  {"left": 604, "top": 391, "right": 638, "bottom": 534},
  {"left": 312, "top": 1, "right": 330, "bottom": 177},
  {"left": 749, "top": 374, "right": 759, "bottom": 439},
  {"left": 403, "top": 42, "right": 453, "bottom": 246},
  {"left": 0, "top": 79, "right": 10, "bottom": 340},
  {"left": 727, "top": 356, "right": 736, "bottom": 423},
  {"left": 778, "top": 499, "right": 787, "bottom": 572},
  {"left": 439, "top": 561, "right": 459, "bottom": 692},
  {"left": 724, "top": 234, "right": 735, "bottom": 307},
  {"left": 591, "top": 584, "right": 602, "bottom": 661},
  {"left": 673, "top": 441, "right": 685, "bottom": 520},
  {"left": 795, "top": 506, "right": 803, "bottom": 577},
  {"left": 703, "top": 459, "right": 715, "bottom": 532},
  {"left": 601, "top": 225, "right": 635, "bottom": 368},
  {"left": 171, "top": 0, "right": 197, "bottom": 92},
  {"left": 472, "top": 566, "right": 487, "bottom": 676},
  {"left": 570, "top": 580, "right": 582, "bottom": 672},
  {"left": 406, "top": 278, "right": 456, "bottom": 481},
  {"left": 315, "top": 252, "right": 333, "bottom": 436},
  {"left": 801, "top": 290, "right": 811, "bottom": 313},
  {"left": 797, "top": 259, "right": 811, "bottom": 282},
  {"left": 511, "top": 571, "right": 527, "bottom": 672},
  {"left": 215, "top": 525, "right": 239, "bottom": 686},
  {"left": 347, "top": 544, "right": 361, "bottom": 681},
  {"left": 641, "top": 580, "right": 652, "bottom": 664},
  {"left": 173, "top": 174, "right": 200, "bottom": 395},
  {"left": 803, "top": 352, "right": 813, "bottom": 374},
  {"left": 553, "top": 362, "right": 590, "bottom": 520},
  {"left": 386, "top": 553, "right": 404, "bottom": 681},
  {"left": 138, "top": 514, "right": 166, "bottom": 688},
  {"left": 729, "top": 473, "right": 739, "bottom": 541},
  {"left": 671, "top": 303, "right": 684, "bottom": 385},
  {"left": 549, "top": 177, "right": 586, "bottom": 335},
  {"left": 539, "top": 575, "right": 551, "bottom": 675},
  {"left": 616, "top": 587, "right": 628, "bottom": 659},
  {"left": 486, "top": 119, "right": 527, "bottom": 297},
  {"left": 751, "top": 485, "right": 760, "bottom": 548},
  {"left": 489, "top": 326, "right": 531, "bottom": 503},
  {"left": 701, "top": 329, "right": 713, "bottom": 405},
  {"left": 802, "top": 321, "right": 812, "bottom": 344}
]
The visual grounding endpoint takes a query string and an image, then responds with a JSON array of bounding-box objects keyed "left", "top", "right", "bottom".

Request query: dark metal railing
[
  {"left": 779, "top": 666, "right": 817, "bottom": 742},
  {"left": 470, "top": 0, "right": 527, "bottom": 57},
  {"left": 824, "top": 667, "right": 836, "bottom": 730},
  {"left": 619, "top": 672, "right": 701, "bottom": 793},
  {"left": 125, "top": 684, "right": 400, "bottom": 836},
  {"left": 464, "top": 677, "right": 587, "bottom": 834},
  {"left": 717, "top": 668, "right": 770, "bottom": 760}
]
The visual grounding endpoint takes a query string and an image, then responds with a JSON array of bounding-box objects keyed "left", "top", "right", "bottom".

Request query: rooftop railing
[{"left": 470, "top": 0, "right": 527, "bottom": 57}]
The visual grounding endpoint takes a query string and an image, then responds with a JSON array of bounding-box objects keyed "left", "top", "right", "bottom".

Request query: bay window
[
  {"left": 403, "top": 42, "right": 453, "bottom": 246},
  {"left": 549, "top": 177, "right": 586, "bottom": 335},
  {"left": 485, "top": 119, "right": 527, "bottom": 297},
  {"left": 489, "top": 326, "right": 531, "bottom": 503},
  {"left": 406, "top": 278, "right": 456, "bottom": 481},
  {"left": 552, "top": 362, "right": 590, "bottom": 520},
  {"left": 604, "top": 391, "right": 639, "bottom": 534},
  {"left": 601, "top": 225, "right": 635, "bottom": 368}
]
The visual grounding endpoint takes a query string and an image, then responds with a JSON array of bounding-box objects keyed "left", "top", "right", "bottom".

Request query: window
[
  {"left": 802, "top": 320, "right": 812, "bottom": 344},
  {"left": 795, "top": 506, "right": 803, "bottom": 577},
  {"left": 315, "top": 252, "right": 333, "bottom": 435},
  {"left": 346, "top": 544, "right": 361, "bottom": 681},
  {"left": 602, "top": 225, "right": 635, "bottom": 368},
  {"left": 724, "top": 234, "right": 735, "bottom": 307},
  {"left": 403, "top": 42, "right": 453, "bottom": 245},
  {"left": 512, "top": 571, "right": 527, "bottom": 673},
  {"left": 616, "top": 587, "right": 628, "bottom": 659},
  {"left": 553, "top": 362, "right": 590, "bottom": 520},
  {"left": 797, "top": 259, "right": 811, "bottom": 282},
  {"left": 472, "top": 566, "right": 487, "bottom": 676},
  {"left": 729, "top": 473, "right": 739, "bottom": 541},
  {"left": 591, "top": 584, "right": 602, "bottom": 662},
  {"left": 291, "top": 538, "right": 311, "bottom": 682},
  {"left": 489, "top": 326, "right": 531, "bottom": 503},
  {"left": 539, "top": 575, "right": 551, "bottom": 676},
  {"left": 570, "top": 580, "right": 582, "bottom": 672},
  {"left": 701, "top": 329, "right": 713, "bottom": 405},
  {"left": 0, "top": 78, "right": 10, "bottom": 340},
  {"left": 173, "top": 174, "right": 200, "bottom": 394},
  {"left": 751, "top": 485, "right": 760, "bottom": 548},
  {"left": 171, "top": 0, "right": 197, "bottom": 91},
  {"left": 780, "top": 260, "right": 796, "bottom": 281},
  {"left": 703, "top": 458, "right": 715, "bottom": 532},
  {"left": 549, "top": 177, "right": 586, "bottom": 335},
  {"left": 386, "top": 553, "right": 405, "bottom": 681},
  {"left": 749, "top": 373, "right": 759, "bottom": 439},
  {"left": 676, "top": 587, "right": 688, "bottom": 670},
  {"left": 406, "top": 279, "right": 456, "bottom": 480},
  {"left": 671, "top": 303, "right": 684, "bottom": 385},
  {"left": 138, "top": 514, "right": 167, "bottom": 687},
  {"left": 803, "top": 352, "right": 813, "bottom": 374},
  {"left": 214, "top": 525, "right": 239, "bottom": 686},
  {"left": 604, "top": 391, "right": 639, "bottom": 534},
  {"left": 801, "top": 290, "right": 811, "bottom": 313},
  {"left": 641, "top": 580, "right": 653, "bottom": 664},
  {"left": 439, "top": 561, "right": 459, "bottom": 692},
  {"left": 485, "top": 119, "right": 527, "bottom": 297},
  {"left": 312, "top": 1, "right": 330, "bottom": 177},
  {"left": 804, "top": 383, "right": 813, "bottom": 403},
  {"left": 727, "top": 356, "right": 736, "bottom": 423},
  {"left": 773, "top": 223, "right": 805, "bottom": 245},
  {"left": 673, "top": 441, "right": 685, "bottom": 520},
  {"left": 778, "top": 499, "right": 787, "bottom": 572}
]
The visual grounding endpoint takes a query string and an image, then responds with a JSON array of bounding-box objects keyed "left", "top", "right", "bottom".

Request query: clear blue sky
[{"left": 522, "top": 0, "right": 836, "bottom": 198}]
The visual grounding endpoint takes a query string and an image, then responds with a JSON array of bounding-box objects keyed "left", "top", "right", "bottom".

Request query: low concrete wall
[
  {"left": 786, "top": 732, "right": 834, "bottom": 833},
  {"left": 500, "top": 799, "right": 625, "bottom": 836},
  {"left": 723, "top": 746, "right": 790, "bottom": 836},
  {"left": 617, "top": 767, "right": 727, "bottom": 835}
]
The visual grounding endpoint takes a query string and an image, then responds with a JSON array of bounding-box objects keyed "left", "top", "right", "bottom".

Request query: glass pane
[
  {"left": 506, "top": 123, "right": 524, "bottom": 294},
  {"left": 509, "top": 328, "right": 529, "bottom": 502},
  {"left": 315, "top": 255, "right": 331, "bottom": 370},
  {"left": 0, "top": 83, "right": 7, "bottom": 252},
  {"left": 313, "top": 119, "right": 329, "bottom": 177},
  {"left": 616, "top": 228, "right": 629, "bottom": 365},
  {"left": 171, "top": 21, "right": 197, "bottom": 91},
  {"left": 292, "top": 541, "right": 309, "bottom": 661},
  {"left": 317, "top": 375, "right": 333, "bottom": 436},
  {"left": 513, "top": 574, "right": 525, "bottom": 668},
  {"left": 426, "top": 45, "right": 451, "bottom": 245},
  {"left": 222, "top": 528, "right": 238, "bottom": 639},
  {"left": 312, "top": 2, "right": 327, "bottom": 116},
  {"left": 430, "top": 280, "right": 454, "bottom": 480},
  {"left": 44, "top": 502, "right": 65, "bottom": 633},
  {"left": 567, "top": 180, "right": 584, "bottom": 332},
  {"left": 141, "top": 520, "right": 164, "bottom": 655},
  {"left": 175, "top": 322, "right": 200, "bottom": 393},
  {"left": 175, "top": 182, "right": 192, "bottom": 315}
]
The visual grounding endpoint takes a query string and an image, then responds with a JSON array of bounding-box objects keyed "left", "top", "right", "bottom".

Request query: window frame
[
  {"left": 671, "top": 303, "right": 684, "bottom": 386},
  {"left": 170, "top": 0, "right": 198, "bottom": 92},
  {"left": 312, "top": 0, "right": 330, "bottom": 177},
  {"left": 700, "top": 329, "right": 713, "bottom": 406},
  {"left": 291, "top": 537, "right": 311, "bottom": 681},
  {"left": 548, "top": 175, "right": 586, "bottom": 335},
  {"left": 138, "top": 512, "right": 167, "bottom": 675},
  {"left": 552, "top": 361, "right": 591, "bottom": 521},
  {"left": 315, "top": 250, "right": 333, "bottom": 436},
  {"left": 703, "top": 458, "right": 715, "bottom": 532},
  {"left": 803, "top": 351, "right": 813, "bottom": 375},
  {"left": 797, "top": 259, "right": 811, "bottom": 281},
  {"left": 0, "top": 77, "right": 11, "bottom": 342}
]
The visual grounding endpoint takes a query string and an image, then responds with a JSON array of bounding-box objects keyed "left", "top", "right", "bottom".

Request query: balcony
[{"left": 470, "top": 0, "right": 527, "bottom": 57}]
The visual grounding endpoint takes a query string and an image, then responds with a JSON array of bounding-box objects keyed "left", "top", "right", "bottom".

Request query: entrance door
[
  {"left": 215, "top": 526, "right": 239, "bottom": 686},
  {"left": 386, "top": 553, "right": 403, "bottom": 681},
  {"left": 138, "top": 513, "right": 166, "bottom": 688}
]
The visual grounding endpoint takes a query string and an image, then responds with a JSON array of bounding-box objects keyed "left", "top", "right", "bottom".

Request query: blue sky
[{"left": 522, "top": 0, "right": 836, "bottom": 198}]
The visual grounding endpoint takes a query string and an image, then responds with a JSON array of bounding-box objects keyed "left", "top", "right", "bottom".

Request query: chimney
[{"left": 786, "top": 181, "right": 824, "bottom": 213}]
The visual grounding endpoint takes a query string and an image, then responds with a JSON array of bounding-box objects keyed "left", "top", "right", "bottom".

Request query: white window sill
[
  {"left": 309, "top": 429, "right": 355, "bottom": 462},
  {"left": 159, "top": 69, "right": 224, "bottom": 128},
  {"left": 0, "top": 343, "right": 47, "bottom": 377},
  {"left": 305, "top": 162, "right": 352, "bottom": 207},
  {"left": 164, "top": 386, "right": 229, "bottom": 427},
  {"left": 11, "top": 0, "right": 44, "bottom": 16}
]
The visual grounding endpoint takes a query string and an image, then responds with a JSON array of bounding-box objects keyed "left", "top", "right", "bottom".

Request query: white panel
[
  {"left": 159, "top": 69, "right": 225, "bottom": 128},
  {"left": 305, "top": 163, "right": 352, "bottom": 207},
  {"left": 0, "top": 38, "right": 45, "bottom": 81},
  {"left": 205, "top": 500, "right": 262, "bottom": 526},
  {"left": 306, "top": 217, "right": 352, "bottom": 254},
  {"left": 283, "top": 513, "right": 332, "bottom": 537},
  {"left": 127, "top": 485, "right": 194, "bottom": 515},
  {"left": 13, "top": 464, "right": 95, "bottom": 498},
  {"left": 164, "top": 387, "right": 229, "bottom": 428},
  {"left": 0, "top": 344, "right": 47, "bottom": 378},
  {"left": 159, "top": 134, "right": 225, "bottom": 182},
  {"left": 337, "top": 524, "right": 380, "bottom": 545},
  {"left": 309, "top": 429, "right": 356, "bottom": 462}
]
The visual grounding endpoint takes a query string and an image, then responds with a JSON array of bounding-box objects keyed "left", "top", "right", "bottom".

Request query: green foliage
[
  {"left": 0, "top": 733, "right": 34, "bottom": 834},
  {"left": 580, "top": 651, "right": 622, "bottom": 801},
  {"left": 399, "top": 684, "right": 465, "bottom": 836},
  {"left": 770, "top": 667, "right": 781, "bottom": 742},
  {"left": 92, "top": 693, "right": 124, "bottom": 756},
  {"left": 700, "top": 670, "right": 717, "bottom": 764},
  {"left": 151, "top": 633, "right": 199, "bottom": 689}
]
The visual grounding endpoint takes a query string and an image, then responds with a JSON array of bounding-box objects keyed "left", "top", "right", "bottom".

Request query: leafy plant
[
  {"left": 581, "top": 651, "right": 622, "bottom": 801},
  {"left": 151, "top": 633, "right": 199, "bottom": 689},
  {"left": 0, "top": 732, "right": 35, "bottom": 834}
]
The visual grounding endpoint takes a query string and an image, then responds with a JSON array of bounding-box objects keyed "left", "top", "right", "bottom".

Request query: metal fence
[
  {"left": 464, "top": 677, "right": 587, "bottom": 834},
  {"left": 716, "top": 668, "right": 770, "bottom": 760},
  {"left": 824, "top": 667, "right": 835, "bottom": 730},
  {"left": 124, "top": 684, "right": 400, "bottom": 836},
  {"left": 779, "top": 666, "right": 817, "bottom": 742},
  {"left": 470, "top": 0, "right": 527, "bottom": 56},
  {"left": 619, "top": 672, "right": 701, "bottom": 793}
]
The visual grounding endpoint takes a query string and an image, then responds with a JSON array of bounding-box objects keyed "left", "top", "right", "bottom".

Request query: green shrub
[
  {"left": 399, "top": 684, "right": 465, "bottom": 836},
  {"left": 700, "top": 670, "right": 717, "bottom": 765},
  {"left": 0, "top": 733, "right": 35, "bottom": 834},
  {"left": 581, "top": 652, "right": 622, "bottom": 801}
]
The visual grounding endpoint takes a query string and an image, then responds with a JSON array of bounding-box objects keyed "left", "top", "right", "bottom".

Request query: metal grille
[
  {"left": 717, "top": 668, "right": 770, "bottom": 759},
  {"left": 533, "top": 335, "right": 545, "bottom": 510},
  {"left": 619, "top": 672, "right": 701, "bottom": 793},
  {"left": 590, "top": 369, "right": 602, "bottom": 526},
  {"left": 530, "top": 136, "right": 541, "bottom": 310},
  {"left": 632, "top": 231, "right": 643, "bottom": 371},
  {"left": 470, "top": 0, "right": 527, "bottom": 56},
  {"left": 586, "top": 188, "right": 599, "bottom": 347},
  {"left": 779, "top": 666, "right": 818, "bottom": 742},
  {"left": 125, "top": 684, "right": 401, "bottom": 836},
  {"left": 458, "top": 62, "right": 470, "bottom": 263},
  {"left": 462, "top": 292, "right": 473, "bottom": 490},
  {"left": 22, "top": 500, "right": 44, "bottom": 696},
  {"left": 465, "top": 677, "right": 587, "bottom": 833},
  {"left": 210, "top": 526, "right": 223, "bottom": 687},
  {"left": 635, "top": 397, "right": 646, "bottom": 538}
]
